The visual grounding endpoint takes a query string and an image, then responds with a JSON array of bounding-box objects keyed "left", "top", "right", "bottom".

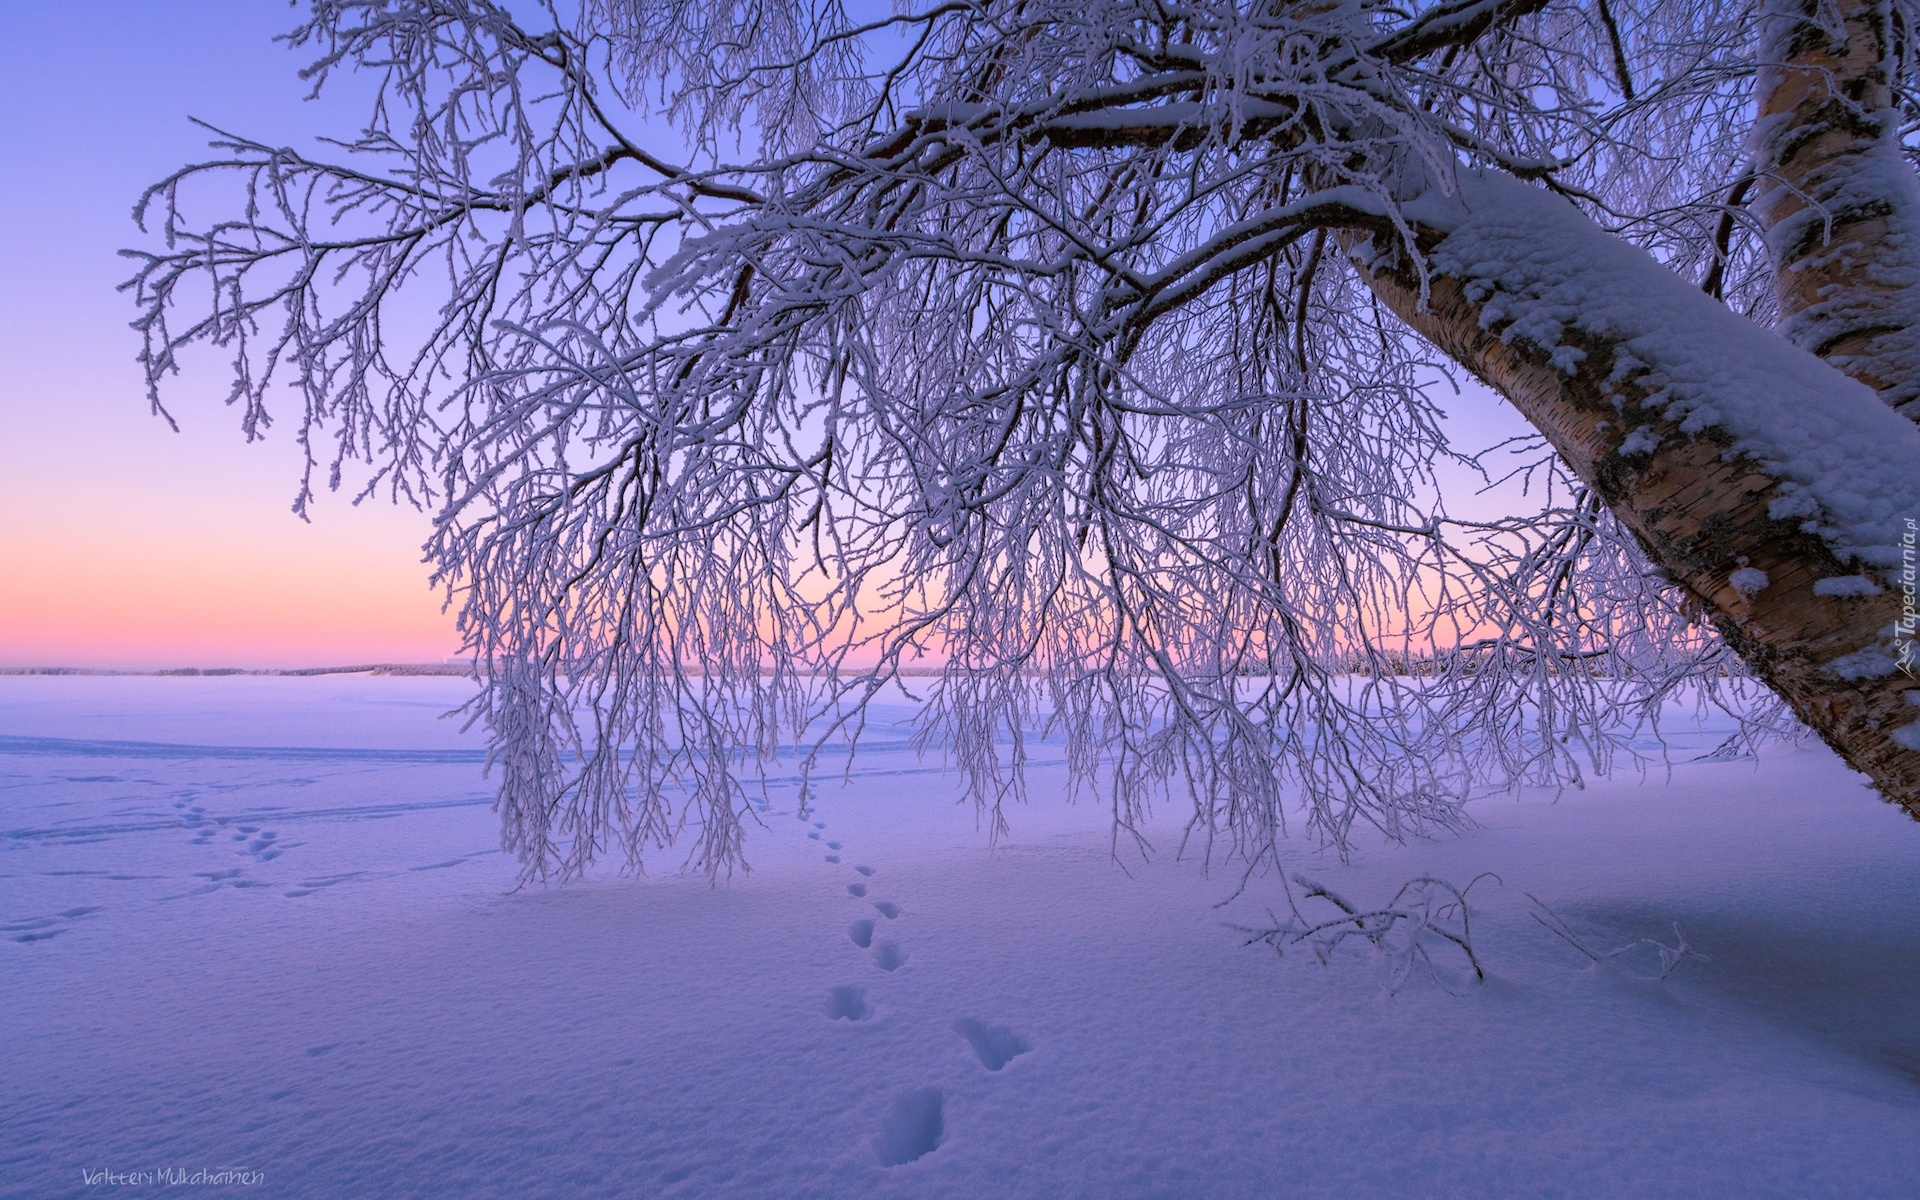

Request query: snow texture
[
  {"left": 1729, "top": 567, "right": 1771, "bottom": 596},
  {"left": 1826, "top": 645, "right": 1899, "bottom": 679},
  {"left": 1812, "top": 574, "right": 1884, "bottom": 596},
  {"left": 1416, "top": 171, "right": 1920, "bottom": 571},
  {"left": 1617, "top": 425, "right": 1662, "bottom": 457},
  {"left": 5, "top": 675, "right": 1920, "bottom": 1199}
]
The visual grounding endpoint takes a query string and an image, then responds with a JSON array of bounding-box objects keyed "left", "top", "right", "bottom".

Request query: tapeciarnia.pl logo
[{"left": 1899, "top": 518, "right": 1917, "bottom": 679}]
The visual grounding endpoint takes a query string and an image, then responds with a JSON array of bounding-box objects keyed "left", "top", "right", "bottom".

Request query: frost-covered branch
[
  {"left": 1237, "top": 872, "right": 1497, "bottom": 993},
  {"left": 1529, "top": 894, "right": 1709, "bottom": 980},
  {"left": 128, "top": 0, "right": 1920, "bottom": 882}
]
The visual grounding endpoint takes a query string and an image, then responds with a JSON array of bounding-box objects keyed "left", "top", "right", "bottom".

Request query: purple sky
[{"left": 0, "top": 3, "right": 457, "bottom": 667}]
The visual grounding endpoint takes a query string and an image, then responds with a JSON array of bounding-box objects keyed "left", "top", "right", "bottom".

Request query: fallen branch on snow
[
  {"left": 1527, "top": 894, "right": 1708, "bottom": 981},
  {"left": 1235, "top": 873, "right": 1500, "bottom": 994}
]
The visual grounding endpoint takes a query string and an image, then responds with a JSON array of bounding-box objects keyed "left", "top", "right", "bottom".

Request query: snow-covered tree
[{"left": 129, "top": 0, "right": 1920, "bottom": 881}]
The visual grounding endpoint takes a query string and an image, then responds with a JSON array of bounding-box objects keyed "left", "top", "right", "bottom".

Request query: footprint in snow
[
  {"left": 2, "top": 907, "right": 97, "bottom": 943},
  {"left": 283, "top": 871, "right": 366, "bottom": 899},
  {"left": 410, "top": 852, "right": 494, "bottom": 872},
  {"left": 872, "top": 942, "right": 906, "bottom": 972},
  {"left": 954, "top": 1019, "right": 1029, "bottom": 1070},
  {"left": 849, "top": 919, "right": 875, "bottom": 949},
  {"left": 873, "top": 1089, "right": 943, "bottom": 1166},
  {"left": 854, "top": 865, "right": 875, "bottom": 877},
  {"left": 826, "top": 985, "right": 871, "bottom": 1022},
  {"left": 825, "top": 855, "right": 841, "bottom": 863},
  {"left": 827, "top": 841, "right": 842, "bottom": 850},
  {"left": 871, "top": 901, "right": 899, "bottom": 919},
  {"left": 808, "top": 832, "right": 821, "bottom": 841},
  {"left": 847, "top": 883, "right": 867, "bottom": 898}
]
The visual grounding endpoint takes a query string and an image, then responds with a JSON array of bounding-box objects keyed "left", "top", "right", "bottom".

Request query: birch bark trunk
[
  {"left": 1754, "top": 0, "right": 1920, "bottom": 420},
  {"left": 1343, "top": 182, "right": 1920, "bottom": 817}
]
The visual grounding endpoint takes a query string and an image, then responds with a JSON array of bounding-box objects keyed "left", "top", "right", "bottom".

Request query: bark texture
[
  {"left": 1347, "top": 221, "right": 1920, "bottom": 819},
  {"left": 1754, "top": 0, "right": 1920, "bottom": 420}
]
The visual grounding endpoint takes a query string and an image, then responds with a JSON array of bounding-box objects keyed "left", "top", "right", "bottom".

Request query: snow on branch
[{"left": 128, "top": 0, "right": 1828, "bottom": 882}]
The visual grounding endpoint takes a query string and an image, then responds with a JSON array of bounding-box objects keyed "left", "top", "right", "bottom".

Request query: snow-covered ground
[{"left": 3, "top": 675, "right": 1917, "bottom": 1199}]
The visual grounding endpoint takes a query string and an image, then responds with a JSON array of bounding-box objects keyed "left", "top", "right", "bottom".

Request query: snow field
[{"left": 3, "top": 675, "right": 1918, "bottom": 1198}]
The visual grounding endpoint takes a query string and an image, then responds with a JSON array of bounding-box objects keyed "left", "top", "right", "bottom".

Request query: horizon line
[{"left": 0, "top": 663, "right": 472, "bottom": 678}]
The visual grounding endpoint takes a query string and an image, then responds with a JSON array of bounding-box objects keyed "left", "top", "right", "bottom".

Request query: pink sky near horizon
[{"left": 0, "top": 4, "right": 459, "bottom": 669}]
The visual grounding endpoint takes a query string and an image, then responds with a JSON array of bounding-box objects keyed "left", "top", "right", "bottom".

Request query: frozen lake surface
[{"left": 3, "top": 675, "right": 1918, "bottom": 1198}]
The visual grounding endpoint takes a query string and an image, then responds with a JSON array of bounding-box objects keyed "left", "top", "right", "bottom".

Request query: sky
[
  {"left": 0, "top": 2, "right": 460, "bottom": 668},
  {"left": 0, "top": 2, "right": 1533, "bottom": 672}
]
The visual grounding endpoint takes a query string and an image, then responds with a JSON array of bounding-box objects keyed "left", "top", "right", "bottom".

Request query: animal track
[
  {"left": 954, "top": 1019, "right": 1030, "bottom": 1070},
  {"left": 827, "top": 841, "right": 842, "bottom": 850},
  {"left": 873, "top": 1089, "right": 943, "bottom": 1166},
  {"left": 872, "top": 942, "right": 906, "bottom": 972},
  {"left": 854, "top": 865, "right": 875, "bottom": 877},
  {"left": 871, "top": 901, "right": 899, "bottom": 919},
  {"left": 847, "top": 883, "right": 867, "bottom": 898},
  {"left": 409, "top": 851, "right": 494, "bottom": 872},
  {"left": 826, "top": 986, "right": 871, "bottom": 1022},
  {"left": 3, "top": 915, "right": 66, "bottom": 943},
  {"left": 283, "top": 871, "right": 366, "bottom": 899},
  {"left": 808, "top": 832, "right": 821, "bottom": 841},
  {"left": 848, "top": 919, "right": 875, "bottom": 949}
]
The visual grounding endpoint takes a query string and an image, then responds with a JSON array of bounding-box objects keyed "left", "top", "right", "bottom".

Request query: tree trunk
[
  {"left": 1753, "top": 0, "right": 1920, "bottom": 421},
  {"left": 1345, "top": 173, "right": 1920, "bottom": 817}
]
